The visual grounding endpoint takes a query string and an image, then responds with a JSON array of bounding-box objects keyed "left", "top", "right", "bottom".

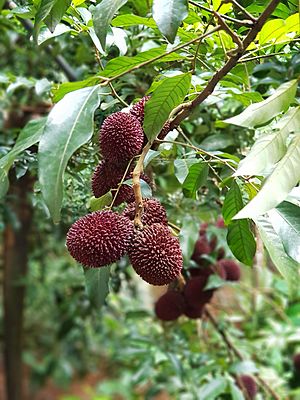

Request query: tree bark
[{"left": 3, "top": 172, "right": 33, "bottom": 400}]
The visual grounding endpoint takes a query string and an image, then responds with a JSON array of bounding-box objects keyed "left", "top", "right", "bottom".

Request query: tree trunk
[{"left": 3, "top": 172, "right": 33, "bottom": 400}]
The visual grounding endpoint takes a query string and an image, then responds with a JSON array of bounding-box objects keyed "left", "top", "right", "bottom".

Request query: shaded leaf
[
  {"left": 91, "top": 0, "right": 128, "bottom": 50},
  {"left": 89, "top": 192, "right": 112, "bottom": 212},
  {"left": 0, "top": 118, "right": 46, "bottom": 198},
  {"left": 52, "top": 77, "right": 100, "bottom": 102},
  {"left": 182, "top": 162, "right": 208, "bottom": 199},
  {"left": 37, "top": 24, "right": 72, "bottom": 45},
  {"left": 143, "top": 73, "right": 191, "bottom": 141},
  {"left": 235, "top": 107, "right": 300, "bottom": 176},
  {"left": 198, "top": 377, "right": 228, "bottom": 400},
  {"left": 112, "top": 14, "right": 157, "bottom": 28},
  {"left": 174, "top": 158, "right": 198, "bottom": 184},
  {"left": 229, "top": 381, "right": 244, "bottom": 400},
  {"left": 84, "top": 266, "right": 110, "bottom": 308},
  {"left": 45, "top": 0, "right": 71, "bottom": 32},
  {"left": 234, "top": 134, "right": 300, "bottom": 219},
  {"left": 269, "top": 201, "right": 300, "bottom": 263},
  {"left": 38, "top": 86, "right": 101, "bottom": 223},
  {"left": 255, "top": 216, "right": 299, "bottom": 296},
  {"left": 225, "top": 80, "right": 297, "bottom": 128},
  {"left": 152, "top": 0, "right": 189, "bottom": 43}
]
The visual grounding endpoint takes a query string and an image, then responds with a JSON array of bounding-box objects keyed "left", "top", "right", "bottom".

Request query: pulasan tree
[{"left": 1, "top": 0, "right": 300, "bottom": 399}]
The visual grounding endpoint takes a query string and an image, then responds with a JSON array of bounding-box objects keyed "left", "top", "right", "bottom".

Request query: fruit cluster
[
  {"left": 67, "top": 198, "right": 183, "bottom": 286},
  {"left": 155, "top": 219, "right": 241, "bottom": 321}
]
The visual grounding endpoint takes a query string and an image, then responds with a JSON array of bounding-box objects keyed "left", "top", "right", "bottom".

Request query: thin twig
[
  {"left": 238, "top": 51, "right": 289, "bottom": 63},
  {"left": 226, "top": 0, "right": 257, "bottom": 22},
  {"left": 108, "top": 159, "right": 134, "bottom": 208},
  {"left": 213, "top": 11, "right": 244, "bottom": 50}
]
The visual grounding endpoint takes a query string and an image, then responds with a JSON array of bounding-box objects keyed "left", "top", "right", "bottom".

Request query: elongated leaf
[
  {"left": 269, "top": 201, "right": 300, "bottom": 263},
  {"left": 229, "top": 382, "right": 244, "bottom": 400},
  {"left": 174, "top": 158, "right": 198, "bottom": 184},
  {"left": 33, "top": 0, "right": 55, "bottom": 41},
  {"left": 45, "top": 0, "right": 71, "bottom": 32},
  {"left": 112, "top": 14, "right": 157, "bottom": 28},
  {"left": 152, "top": 0, "right": 189, "bottom": 43},
  {"left": 235, "top": 107, "right": 300, "bottom": 176},
  {"left": 223, "top": 182, "right": 256, "bottom": 266},
  {"left": 225, "top": 80, "right": 297, "bottom": 128},
  {"left": 100, "top": 46, "right": 175, "bottom": 79},
  {"left": 143, "top": 73, "right": 191, "bottom": 141},
  {"left": 234, "top": 135, "right": 300, "bottom": 219},
  {"left": 198, "top": 377, "right": 228, "bottom": 400},
  {"left": 255, "top": 216, "right": 299, "bottom": 296},
  {"left": 84, "top": 266, "right": 110, "bottom": 308},
  {"left": 37, "top": 24, "right": 72, "bottom": 45},
  {"left": 182, "top": 162, "right": 208, "bottom": 199},
  {"left": 92, "top": 0, "right": 128, "bottom": 50},
  {"left": 39, "top": 86, "right": 101, "bottom": 223},
  {"left": 52, "top": 77, "right": 100, "bottom": 102},
  {"left": 0, "top": 118, "right": 46, "bottom": 198}
]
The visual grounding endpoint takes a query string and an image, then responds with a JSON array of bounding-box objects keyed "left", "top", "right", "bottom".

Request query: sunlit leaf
[
  {"left": 182, "top": 162, "right": 208, "bottom": 199},
  {"left": 39, "top": 86, "right": 101, "bottom": 223},
  {"left": 225, "top": 80, "right": 297, "bottom": 128}
]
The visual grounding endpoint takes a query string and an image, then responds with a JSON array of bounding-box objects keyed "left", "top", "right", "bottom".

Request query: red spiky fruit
[
  {"left": 199, "top": 222, "right": 208, "bottom": 235},
  {"left": 191, "top": 236, "right": 212, "bottom": 264},
  {"left": 189, "top": 263, "right": 226, "bottom": 280},
  {"left": 293, "top": 353, "right": 300, "bottom": 370},
  {"left": 111, "top": 173, "right": 151, "bottom": 206},
  {"left": 91, "top": 160, "right": 127, "bottom": 198},
  {"left": 122, "top": 198, "right": 168, "bottom": 226},
  {"left": 237, "top": 375, "right": 257, "bottom": 399},
  {"left": 184, "top": 276, "right": 214, "bottom": 308},
  {"left": 217, "top": 247, "right": 225, "bottom": 260},
  {"left": 218, "top": 259, "right": 241, "bottom": 281},
  {"left": 129, "top": 223, "right": 183, "bottom": 286},
  {"left": 129, "top": 96, "right": 151, "bottom": 123},
  {"left": 155, "top": 291, "right": 185, "bottom": 321},
  {"left": 100, "top": 112, "right": 144, "bottom": 163},
  {"left": 66, "top": 211, "right": 133, "bottom": 268},
  {"left": 216, "top": 217, "right": 225, "bottom": 228},
  {"left": 184, "top": 303, "right": 204, "bottom": 319}
]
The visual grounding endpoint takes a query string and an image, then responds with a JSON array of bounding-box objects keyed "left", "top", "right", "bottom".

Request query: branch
[
  {"left": 204, "top": 306, "right": 281, "bottom": 400},
  {"left": 170, "top": 0, "right": 282, "bottom": 130}
]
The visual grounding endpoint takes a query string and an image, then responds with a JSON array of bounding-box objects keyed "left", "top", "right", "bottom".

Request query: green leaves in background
[
  {"left": 0, "top": 118, "right": 46, "bottom": 198},
  {"left": 234, "top": 134, "right": 300, "bottom": 219},
  {"left": 84, "top": 266, "right": 111, "bottom": 308},
  {"left": 100, "top": 46, "right": 185, "bottom": 79},
  {"left": 112, "top": 14, "right": 157, "bottom": 28},
  {"left": 235, "top": 107, "right": 300, "bottom": 176},
  {"left": 223, "top": 181, "right": 256, "bottom": 266},
  {"left": 182, "top": 162, "right": 208, "bottom": 199},
  {"left": 269, "top": 201, "right": 300, "bottom": 263},
  {"left": 225, "top": 80, "right": 297, "bottom": 128},
  {"left": 255, "top": 216, "right": 299, "bottom": 296},
  {"left": 174, "top": 158, "right": 198, "bottom": 184},
  {"left": 38, "top": 86, "right": 101, "bottom": 223},
  {"left": 143, "top": 73, "right": 191, "bottom": 141},
  {"left": 92, "top": 0, "right": 128, "bottom": 50},
  {"left": 33, "top": 0, "right": 71, "bottom": 41},
  {"left": 198, "top": 377, "right": 228, "bottom": 400},
  {"left": 152, "top": 0, "right": 189, "bottom": 43}
]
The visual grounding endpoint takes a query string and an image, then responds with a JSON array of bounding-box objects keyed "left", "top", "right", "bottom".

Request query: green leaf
[
  {"left": 235, "top": 107, "right": 300, "bottom": 176},
  {"left": 0, "top": 118, "right": 46, "bottom": 198},
  {"left": 269, "top": 201, "right": 300, "bottom": 263},
  {"left": 174, "top": 158, "right": 198, "bottom": 184},
  {"left": 182, "top": 162, "right": 208, "bottom": 199},
  {"left": 89, "top": 193, "right": 112, "bottom": 212},
  {"left": 223, "top": 182, "right": 256, "bottom": 266},
  {"left": 84, "top": 266, "right": 110, "bottom": 308},
  {"left": 45, "top": 0, "right": 71, "bottom": 32},
  {"left": 234, "top": 135, "right": 300, "bottom": 219},
  {"left": 224, "top": 80, "right": 298, "bottom": 128},
  {"left": 143, "top": 73, "right": 191, "bottom": 141},
  {"left": 198, "top": 377, "right": 228, "bottom": 400},
  {"left": 255, "top": 216, "right": 299, "bottom": 296},
  {"left": 179, "top": 218, "right": 200, "bottom": 263},
  {"left": 152, "top": 0, "right": 189, "bottom": 43},
  {"left": 38, "top": 86, "right": 101, "bottom": 223},
  {"left": 91, "top": 0, "right": 128, "bottom": 50},
  {"left": 33, "top": 0, "right": 55, "bottom": 41},
  {"left": 52, "top": 77, "right": 100, "bottom": 102},
  {"left": 100, "top": 46, "right": 173, "bottom": 79},
  {"left": 259, "top": 18, "right": 286, "bottom": 45},
  {"left": 37, "top": 24, "right": 72, "bottom": 45},
  {"left": 229, "top": 381, "right": 244, "bottom": 400},
  {"left": 112, "top": 14, "right": 157, "bottom": 28}
]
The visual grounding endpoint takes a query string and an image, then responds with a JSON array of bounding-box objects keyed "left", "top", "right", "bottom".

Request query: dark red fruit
[
  {"left": 91, "top": 160, "right": 127, "bottom": 198},
  {"left": 184, "top": 303, "right": 204, "bottom": 319},
  {"left": 129, "top": 223, "right": 183, "bottom": 286},
  {"left": 293, "top": 353, "right": 300, "bottom": 370},
  {"left": 191, "top": 236, "right": 212, "bottom": 264},
  {"left": 199, "top": 222, "right": 208, "bottom": 235},
  {"left": 184, "top": 276, "right": 214, "bottom": 308},
  {"left": 111, "top": 173, "right": 151, "bottom": 206},
  {"left": 217, "top": 247, "right": 225, "bottom": 260},
  {"left": 100, "top": 112, "right": 144, "bottom": 163},
  {"left": 218, "top": 259, "right": 241, "bottom": 281},
  {"left": 66, "top": 211, "right": 133, "bottom": 268},
  {"left": 129, "top": 96, "right": 151, "bottom": 123},
  {"left": 237, "top": 375, "right": 257, "bottom": 399},
  {"left": 189, "top": 264, "right": 226, "bottom": 280},
  {"left": 122, "top": 198, "right": 168, "bottom": 226},
  {"left": 216, "top": 217, "right": 225, "bottom": 228},
  {"left": 155, "top": 291, "right": 185, "bottom": 321}
]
